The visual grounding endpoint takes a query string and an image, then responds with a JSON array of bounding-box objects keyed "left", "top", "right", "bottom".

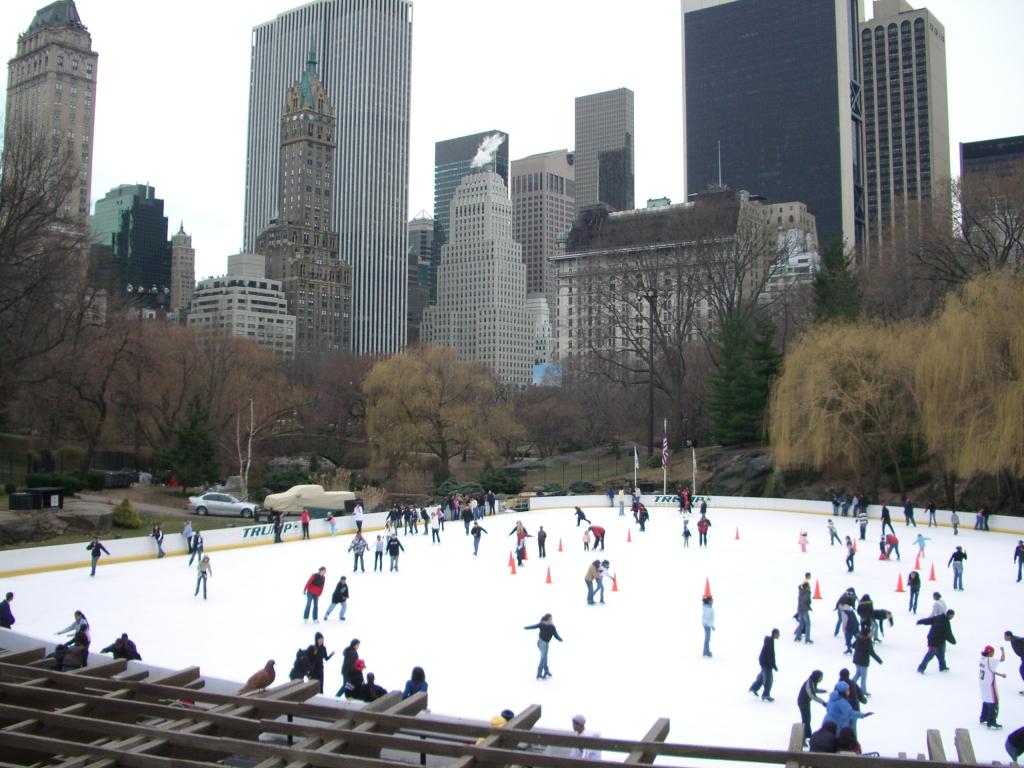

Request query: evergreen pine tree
[
  {"left": 707, "top": 315, "right": 780, "bottom": 446},
  {"left": 813, "top": 238, "right": 861, "bottom": 323},
  {"left": 162, "top": 395, "right": 219, "bottom": 494}
]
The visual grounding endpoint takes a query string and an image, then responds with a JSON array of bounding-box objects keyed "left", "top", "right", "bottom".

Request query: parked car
[{"left": 187, "top": 492, "right": 256, "bottom": 518}]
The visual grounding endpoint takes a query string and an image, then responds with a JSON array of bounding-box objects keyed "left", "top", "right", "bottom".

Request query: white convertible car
[{"left": 260, "top": 485, "right": 356, "bottom": 515}]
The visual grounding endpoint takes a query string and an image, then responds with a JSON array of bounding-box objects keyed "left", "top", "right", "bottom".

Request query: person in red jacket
[
  {"left": 697, "top": 514, "right": 711, "bottom": 547},
  {"left": 588, "top": 525, "right": 606, "bottom": 551},
  {"left": 303, "top": 566, "right": 327, "bottom": 623},
  {"left": 300, "top": 509, "right": 311, "bottom": 540}
]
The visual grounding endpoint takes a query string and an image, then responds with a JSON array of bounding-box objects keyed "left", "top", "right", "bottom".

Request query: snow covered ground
[{"left": 4, "top": 503, "right": 1022, "bottom": 763}]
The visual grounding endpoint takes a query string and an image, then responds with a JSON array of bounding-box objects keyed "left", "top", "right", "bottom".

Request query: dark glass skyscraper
[
  {"left": 91, "top": 185, "right": 171, "bottom": 310},
  {"left": 431, "top": 130, "right": 509, "bottom": 300},
  {"left": 682, "top": 0, "right": 866, "bottom": 250}
]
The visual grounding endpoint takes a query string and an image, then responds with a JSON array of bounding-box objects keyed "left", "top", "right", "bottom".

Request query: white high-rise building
[
  {"left": 244, "top": 0, "right": 412, "bottom": 355},
  {"left": 421, "top": 171, "right": 531, "bottom": 388},
  {"left": 188, "top": 253, "right": 296, "bottom": 357}
]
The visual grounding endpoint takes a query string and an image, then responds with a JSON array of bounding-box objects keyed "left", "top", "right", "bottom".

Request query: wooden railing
[{"left": 0, "top": 645, "right": 1007, "bottom": 768}]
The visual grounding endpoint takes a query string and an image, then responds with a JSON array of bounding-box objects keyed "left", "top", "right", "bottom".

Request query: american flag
[{"left": 662, "top": 420, "right": 669, "bottom": 469}]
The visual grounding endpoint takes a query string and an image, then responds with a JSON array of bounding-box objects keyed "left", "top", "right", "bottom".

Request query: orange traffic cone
[
  {"left": 627, "top": 529, "right": 632, "bottom": 543},
  {"left": 508, "top": 551, "right": 514, "bottom": 567},
  {"left": 914, "top": 554, "right": 921, "bottom": 571},
  {"left": 735, "top": 528, "right": 740, "bottom": 540},
  {"left": 522, "top": 545, "right": 528, "bottom": 561},
  {"left": 545, "top": 566, "right": 552, "bottom": 584},
  {"left": 853, "top": 540, "right": 858, "bottom": 553},
  {"left": 558, "top": 538, "right": 563, "bottom": 553},
  {"left": 612, "top": 573, "right": 619, "bottom": 592},
  {"left": 704, "top": 578, "right": 712, "bottom": 599},
  {"left": 896, "top": 574, "right": 905, "bottom": 592},
  {"left": 813, "top": 580, "right": 822, "bottom": 600},
  {"left": 510, "top": 559, "right": 517, "bottom": 575},
  {"left": 929, "top": 563, "right": 937, "bottom": 581}
]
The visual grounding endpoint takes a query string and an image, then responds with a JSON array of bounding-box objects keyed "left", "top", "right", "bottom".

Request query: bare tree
[{"left": 0, "top": 119, "right": 97, "bottom": 403}]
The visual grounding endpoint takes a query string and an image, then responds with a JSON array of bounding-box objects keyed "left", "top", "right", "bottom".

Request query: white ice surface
[{"left": 4, "top": 505, "right": 1022, "bottom": 762}]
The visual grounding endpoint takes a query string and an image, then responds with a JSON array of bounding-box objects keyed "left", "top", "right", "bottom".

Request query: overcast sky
[{"left": 2, "top": 0, "right": 1022, "bottom": 279}]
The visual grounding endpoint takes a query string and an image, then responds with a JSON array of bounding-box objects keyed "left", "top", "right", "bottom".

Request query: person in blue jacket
[
  {"left": 823, "top": 681, "right": 874, "bottom": 732},
  {"left": 402, "top": 666, "right": 428, "bottom": 699}
]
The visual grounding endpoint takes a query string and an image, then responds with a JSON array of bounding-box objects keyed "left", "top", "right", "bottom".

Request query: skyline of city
[{"left": 1, "top": 0, "right": 1022, "bottom": 281}]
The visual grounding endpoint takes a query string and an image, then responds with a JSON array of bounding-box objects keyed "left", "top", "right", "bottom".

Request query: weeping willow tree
[
  {"left": 914, "top": 272, "right": 1024, "bottom": 512},
  {"left": 768, "top": 322, "right": 922, "bottom": 496}
]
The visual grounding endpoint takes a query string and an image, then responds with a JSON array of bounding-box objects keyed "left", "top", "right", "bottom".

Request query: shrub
[
  {"left": 261, "top": 468, "right": 312, "bottom": 492},
  {"left": 476, "top": 465, "right": 524, "bottom": 495},
  {"left": 568, "top": 481, "right": 596, "bottom": 495},
  {"left": 112, "top": 498, "right": 142, "bottom": 528},
  {"left": 3, "top": 482, "right": 15, "bottom": 495},
  {"left": 25, "top": 472, "right": 83, "bottom": 493},
  {"left": 646, "top": 454, "right": 662, "bottom": 469},
  {"left": 542, "top": 483, "right": 564, "bottom": 495},
  {"left": 83, "top": 471, "right": 106, "bottom": 491}
]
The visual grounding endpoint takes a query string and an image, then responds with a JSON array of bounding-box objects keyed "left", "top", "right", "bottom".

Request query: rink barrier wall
[
  {"left": 0, "top": 510, "right": 396, "bottom": 578},
  {"left": 4, "top": 495, "right": 1021, "bottom": 578},
  {"left": 527, "top": 494, "right": 1024, "bottom": 535}
]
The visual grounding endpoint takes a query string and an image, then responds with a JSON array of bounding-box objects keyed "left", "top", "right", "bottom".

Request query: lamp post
[{"left": 636, "top": 286, "right": 657, "bottom": 458}]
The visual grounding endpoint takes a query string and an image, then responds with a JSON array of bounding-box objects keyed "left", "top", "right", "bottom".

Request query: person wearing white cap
[
  {"left": 979, "top": 645, "right": 1006, "bottom": 729},
  {"left": 570, "top": 714, "right": 601, "bottom": 760}
]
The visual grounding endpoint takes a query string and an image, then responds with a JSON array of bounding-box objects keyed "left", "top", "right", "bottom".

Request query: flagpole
[{"left": 633, "top": 445, "right": 638, "bottom": 491}]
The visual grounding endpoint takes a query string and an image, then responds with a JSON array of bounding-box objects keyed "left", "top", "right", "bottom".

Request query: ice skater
[
  {"left": 916, "top": 609, "right": 956, "bottom": 673},
  {"left": 300, "top": 509, "right": 310, "bottom": 540},
  {"left": 926, "top": 501, "right": 937, "bottom": 527},
  {"left": 828, "top": 519, "right": 841, "bottom": 546},
  {"left": 0, "top": 592, "right": 13, "bottom": 629},
  {"left": 509, "top": 521, "right": 531, "bottom": 565},
  {"left": 748, "top": 628, "right": 780, "bottom": 702},
  {"left": 856, "top": 504, "right": 868, "bottom": 540},
  {"left": 537, "top": 526, "right": 547, "bottom": 558},
  {"left": 702, "top": 595, "right": 715, "bottom": 657},
  {"left": 324, "top": 575, "right": 349, "bottom": 620},
  {"left": 194, "top": 555, "right": 212, "bottom": 599},
  {"left": 373, "top": 535, "right": 384, "bottom": 572},
  {"left": 799, "top": 532, "right": 809, "bottom": 553},
  {"left": 386, "top": 534, "right": 404, "bottom": 571},
  {"left": 589, "top": 525, "right": 606, "bottom": 550},
  {"left": 100, "top": 632, "right": 142, "bottom": 661},
  {"left": 524, "top": 613, "right": 562, "bottom": 679},
  {"left": 797, "top": 670, "right": 827, "bottom": 742},
  {"left": 582, "top": 528, "right": 591, "bottom": 551},
  {"left": 594, "top": 560, "right": 609, "bottom": 604},
  {"left": 188, "top": 530, "right": 204, "bottom": 566},
  {"left": 574, "top": 506, "right": 591, "bottom": 527},
  {"left": 303, "top": 566, "right": 327, "bottom": 622},
  {"left": 903, "top": 497, "right": 917, "bottom": 527},
  {"left": 948, "top": 545, "right": 967, "bottom": 590},
  {"left": 851, "top": 626, "right": 883, "bottom": 695},
  {"left": 349, "top": 533, "right": 368, "bottom": 572},
  {"left": 354, "top": 503, "right": 364, "bottom": 533},
  {"left": 950, "top": 509, "right": 960, "bottom": 535},
  {"left": 697, "top": 514, "right": 710, "bottom": 547},
  {"left": 1014, "top": 540, "right": 1024, "bottom": 582},
  {"left": 308, "top": 631, "right": 333, "bottom": 694},
  {"left": 907, "top": 570, "right": 921, "bottom": 613},
  {"left": 430, "top": 512, "right": 441, "bottom": 543},
  {"left": 913, "top": 533, "right": 931, "bottom": 559},
  {"left": 885, "top": 533, "right": 900, "bottom": 560},
  {"left": 1003, "top": 631, "right": 1024, "bottom": 694},
  {"left": 151, "top": 524, "right": 165, "bottom": 558},
  {"left": 794, "top": 581, "right": 813, "bottom": 643},
  {"left": 683, "top": 522, "right": 691, "bottom": 547},
  {"left": 880, "top": 504, "right": 894, "bottom": 535},
  {"left": 326, "top": 512, "right": 336, "bottom": 535},
  {"left": 584, "top": 560, "right": 600, "bottom": 605},
  {"left": 471, "top": 521, "right": 488, "bottom": 555},
  {"left": 979, "top": 645, "right": 1006, "bottom": 729},
  {"left": 845, "top": 536, "right": 855, "bottom": 572},
  {"left": 86, "top": 536, "right": 110, "bottom": 577}
]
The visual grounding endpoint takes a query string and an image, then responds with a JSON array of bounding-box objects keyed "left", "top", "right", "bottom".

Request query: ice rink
[{"left": 4, "top": 502, "right": 1022, "bottom": 762}]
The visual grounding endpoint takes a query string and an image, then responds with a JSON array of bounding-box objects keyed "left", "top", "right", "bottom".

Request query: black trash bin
[
  {"left": 26, "top": 486, "right": 65, "bottom": 509},
  {"left": 8, "top": 492, "right": 33, "bottom": 510}
]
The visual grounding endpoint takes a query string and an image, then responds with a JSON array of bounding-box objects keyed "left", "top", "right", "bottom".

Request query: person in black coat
[
  {"left": 837, "top": 668, "right": 868, "bottom": 737},
  {"left": 851, "top": 627, "right": 883, "bottom": 696},
  {"left": 337, "top": 638, "right": 360, "bottom": 697},
  {"left": 748, "top": 628, "right": 780, "bottom": 702},
  {"left": 524, "top": 613, "right": 563, "bottom": 679},
  {"left": 1003, "top": 630, "right": 1024, "bottom": 691},
  {"left": 880, "top": 504, "right": 894, "bottom": 535},
  {"left": 307, "top": 631, "right": 333, "bottom": 694},
  {"left": 808, "top": 721, "right": 838, "bottom": 753},
  {"left": 100, "top": 633, "right": 141, "bottom": 661},
  {"left": 916, "top": 609, "right": 956, "bottom": 673},
  {"left": 797, "top": 670, "right": 827, "bottom": 741},
  {"left": 0, "top": 592, "right": 13, "bottom": 629}
]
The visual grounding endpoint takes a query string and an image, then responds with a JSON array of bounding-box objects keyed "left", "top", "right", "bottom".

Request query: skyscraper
[
  {"left": 861, "top": 0, "right": 949, "bottom": 257},
  {"left": 574, "top": 88, "right": 634, "bottom": 215},
  {"left": 169, "top": 224, "right": 195, "bottom": 315},
  {"left": 245, "top": 0, "right": 412, "bottom": 355},
  {"left": 406, "top": 212, "right": 433, "bottom": 344},
  {"left": 4, "top": 0, "right": 97, "bottom": 229},
  {"left": 511, "top": 150, "right": 575, "bottom": 364},
  {"left": 432, "top": 130, "right": 510, "bottom": 301},
  {"left": 421, "top": 171, "right": 531, "bottom": 387},
  {"left": 91, "top": 184, "right": 171, "bottom": 310},
  {"left": 681, "top": 0, "right": 866, "bottom": 250},
  {"left": 258, "top": 49, "right": 352, "bottom": 356}
]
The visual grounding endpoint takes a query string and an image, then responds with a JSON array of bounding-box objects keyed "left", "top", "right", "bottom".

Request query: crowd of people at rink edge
[{"left": 5, "top": 485, "right": 1024, "bottom": 763}]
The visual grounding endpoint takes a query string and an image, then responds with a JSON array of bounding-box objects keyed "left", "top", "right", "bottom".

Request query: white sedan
[{"left": 186, "top": 492, "right": 256, "bottom": 518}]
